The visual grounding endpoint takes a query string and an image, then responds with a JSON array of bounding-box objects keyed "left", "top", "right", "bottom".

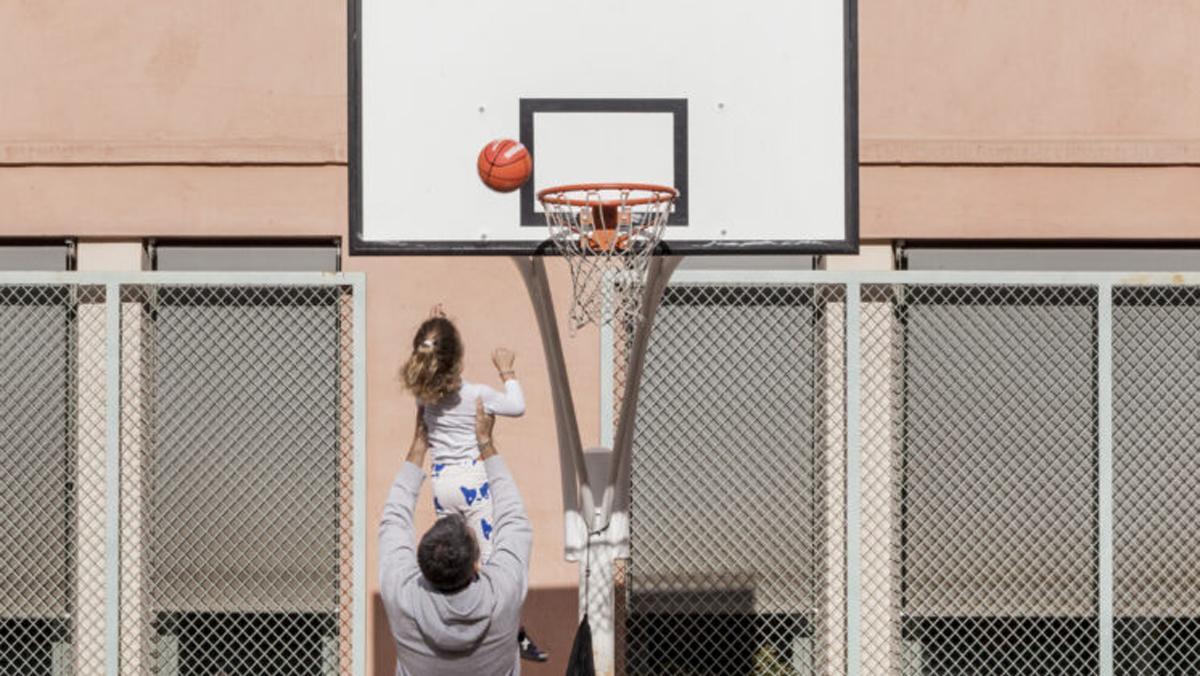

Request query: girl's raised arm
[{"left": 484, "top": 348, "right": 525, "bottom": 416}]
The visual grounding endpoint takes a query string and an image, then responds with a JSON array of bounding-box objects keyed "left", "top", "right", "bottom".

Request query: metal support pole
[
  {"left": 352, "top": 278, "right": 368, "bottom": 676},
  {"left": 104, "top": 283, "right": 121, "bottom": 676},
  {"left": 514, "top": 255, "right": 677, "bottom": 675},
  {"left": 1098, "top": 283, "right": 1114, "bottom": 676},
  {"left": 602, "top": 255, "right": 681, "bottom": 529},
  {"left": 512, "top": 256, "right": 595, "bottom": 540},
  {"left": 591, "top": 256, "right": 680, "bottom": 676},
  {"left": 845, "top": 282, "right": 862, "bottom": 676}
]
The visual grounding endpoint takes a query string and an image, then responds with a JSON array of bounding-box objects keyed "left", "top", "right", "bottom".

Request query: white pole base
[{"left": 580, "top": 534, "right": 618, "bottom": 676}]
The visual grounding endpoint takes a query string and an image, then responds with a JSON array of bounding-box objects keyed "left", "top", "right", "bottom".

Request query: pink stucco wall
[
  {"left": 1, "top": 0, "right": 343, "bottom": 165},
  {"left": 2, "top": 1, "right": 1197, "bottom": 673},
  {"left": 856, "top": 0, "right": 1200, "bottom": 241}
]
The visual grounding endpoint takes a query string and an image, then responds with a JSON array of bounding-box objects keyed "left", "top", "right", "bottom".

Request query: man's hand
[
  {"left": 475, "top": 397, "right": 498, "bottom": 459},
  {"left": 405, "top": 407, "right": 429, "bottom": 466},
  {"left": 492, "top": 348, "right": 517, "bottom": 381}
]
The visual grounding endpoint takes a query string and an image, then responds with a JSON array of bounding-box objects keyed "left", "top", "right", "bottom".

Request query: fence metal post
[
  {"left": 104, "top": 283, "right": 121, "bottom": 676},
  {"left": 845, "top": 282, "right": 862, "bottom": 676},
  {"left": 1098, "top": 283, "right": 1114, "bottom": 676},
  {"left": 353, "top": 278, "right": 368, "bottom": 676}
]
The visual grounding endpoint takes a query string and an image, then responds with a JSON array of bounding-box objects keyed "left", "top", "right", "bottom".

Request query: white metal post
[
  {"left": 588, "top": 256, "right": 680, "bottom": 676},
  {"left": 1097, "top": 283, "right": 1114, "bottom": 676},
  {"left": 845, "top": 282, "right": 863, "bottom": 676},
  {"left": 104, "top": 283, "right": 121, "bottom": 676},
  {"left": 352, "top": 276, "right": 368, "bottom": 676}
]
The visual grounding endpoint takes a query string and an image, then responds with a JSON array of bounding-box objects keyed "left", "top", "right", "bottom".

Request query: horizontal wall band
[
  {"left": 0, "top": 140, "right": 346, "bottom": 165},
  {"left": 862, "top": 138, "right": 1200, "bottom": 166},
  {"left": 6, "top": 138, "right": 1196, "bottom": 167},
  {"left": 1, "top": 163, "right": 1198, "bottom": 243},
  {"left": 0, "top": 165, "right": 345, "bottom": 238},
  {"left": 860, "top": 164, "right": 1200, "bottom": 240}
]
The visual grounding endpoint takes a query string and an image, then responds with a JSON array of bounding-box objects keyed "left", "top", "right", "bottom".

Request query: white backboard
[{"left": 350, "top": 0, "right": 858, "bottom": 255}]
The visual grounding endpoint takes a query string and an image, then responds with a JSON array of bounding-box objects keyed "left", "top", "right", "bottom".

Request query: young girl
[{"left": 400, "top": 309, "right": 548, "bottom": 662}]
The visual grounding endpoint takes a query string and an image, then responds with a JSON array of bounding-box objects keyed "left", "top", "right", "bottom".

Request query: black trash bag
[{"left": 564, "top": 616, "right": 595, "bottom": 676}]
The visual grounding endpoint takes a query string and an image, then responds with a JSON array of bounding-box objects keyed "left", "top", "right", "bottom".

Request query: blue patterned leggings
[{"left": 431, "top": 460, "right": 495, "bottom": 561}]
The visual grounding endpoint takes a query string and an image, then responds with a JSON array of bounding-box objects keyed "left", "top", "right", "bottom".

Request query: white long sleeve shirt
[{"left": 423, "top": 380, "right": 525, "bottom": 464}]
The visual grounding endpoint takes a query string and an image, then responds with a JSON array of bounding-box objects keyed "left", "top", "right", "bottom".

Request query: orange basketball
[{"left": 477, "top": 139, "right": 533, "bottom": 193}]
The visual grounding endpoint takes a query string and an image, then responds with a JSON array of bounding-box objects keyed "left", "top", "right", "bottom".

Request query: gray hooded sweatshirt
[{"left": 379, "top": 457, "right": 533, "bottom": 676}]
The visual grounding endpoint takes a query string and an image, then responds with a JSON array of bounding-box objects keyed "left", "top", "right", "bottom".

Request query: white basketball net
[{"left": 539, "top": 185, "right": 677, "bottom": 331}]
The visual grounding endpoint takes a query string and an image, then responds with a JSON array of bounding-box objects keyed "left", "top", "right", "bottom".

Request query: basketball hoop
[{"left": 538, "top": 183, "right": 678, "bottom": 330}]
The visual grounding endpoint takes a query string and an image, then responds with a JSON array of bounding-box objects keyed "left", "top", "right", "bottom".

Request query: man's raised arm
[
  {"left": 378, "top": 409, "right": 430, "bottom": 599},
  {"left": 474, "top": 399, "right": 533, "bottom": 590}
]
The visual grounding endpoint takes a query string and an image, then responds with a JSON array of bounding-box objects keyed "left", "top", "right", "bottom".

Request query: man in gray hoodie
[{"left": 379, "top": 399, "right": 533, "bottom": 675}]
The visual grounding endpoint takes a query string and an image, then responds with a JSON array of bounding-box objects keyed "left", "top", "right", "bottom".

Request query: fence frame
[
  {"left": 0, "top": 271, "right": 366, "bottom": 676},
  {"left": 610, "top": 268, "right": 1200, "bottom": 676}
]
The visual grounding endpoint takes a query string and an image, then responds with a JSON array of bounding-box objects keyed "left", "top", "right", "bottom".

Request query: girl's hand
[
  {"left": 429, "top": 304, "right": 446, "bottom": 318},
  {"left": 492, "top": 348, "right": 517, "bottom": 380}
]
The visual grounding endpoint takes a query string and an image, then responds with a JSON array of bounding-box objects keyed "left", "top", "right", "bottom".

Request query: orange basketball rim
[{"left": 537, "top": 183, "right": 678, "bottom": 252}]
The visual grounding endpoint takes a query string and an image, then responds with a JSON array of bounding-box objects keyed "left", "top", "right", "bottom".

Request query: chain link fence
[
  {"left": 0, "top": 285, "right": 107, "bottom": 675},
  {"left": 624, "top": 282, "right": 846, "bottom": 676},
  {"left": 860, "top": 284, "right": 1100, "bottom": 675},
  {"left": 620, "top": 274, "right": 1200, "bottom": 676},
  {"left": 8, "top": 272, "right": 1200, "bottom": 675},
  {"left": 0, "top": 277, "right": 359, "bottom": 676},
  {"left": 1113, "top": 286, "right": 1200, "bottom": 674}
]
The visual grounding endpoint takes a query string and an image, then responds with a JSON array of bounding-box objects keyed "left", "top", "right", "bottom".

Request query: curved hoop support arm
[
  {"left": 512, "top": 257, "right": 597, "bottom": 541},
  {"left": 598, "top": 255, "right": 682, "bottom": 532}
]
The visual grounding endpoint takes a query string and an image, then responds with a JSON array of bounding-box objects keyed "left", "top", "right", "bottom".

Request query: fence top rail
[
  {"left": 669, "top": 270, "right": 1200, "bottom": 286},
  {"left": 0, "top": 271, "right": 365, "bottom": 286},
  {"left": 0, "top": 268, "right": 1197, "bottom": 287}
]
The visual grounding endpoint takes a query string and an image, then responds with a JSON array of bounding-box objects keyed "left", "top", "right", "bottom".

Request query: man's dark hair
[{"left": 418, "top": 514, "right": 480, "bottom": 592}]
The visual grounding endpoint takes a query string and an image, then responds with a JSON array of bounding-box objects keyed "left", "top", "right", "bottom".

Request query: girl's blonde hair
[{"left": 401, "top": 316, "right": 463, "bottom": 404}]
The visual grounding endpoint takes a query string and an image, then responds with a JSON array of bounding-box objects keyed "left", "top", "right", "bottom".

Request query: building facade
[{"left": 3, "top": 1, "right": 1198, "bottom": 674}]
